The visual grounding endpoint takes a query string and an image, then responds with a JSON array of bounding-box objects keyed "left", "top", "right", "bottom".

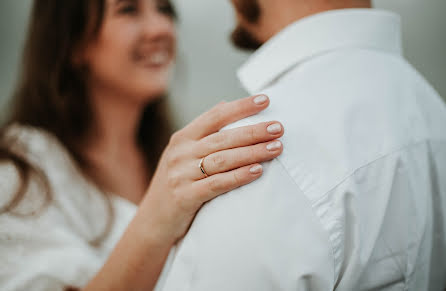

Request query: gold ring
[{"left": 199, "top": 158, "right": 209, "bottom": 178}]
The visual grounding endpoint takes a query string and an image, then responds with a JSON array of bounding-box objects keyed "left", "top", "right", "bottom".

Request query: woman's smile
[
  {"left": 133, "top": 44, "right": 174, "bottom": 68},
  {"left": 82, "top": 0, "right": 177, "bottom": 99}
]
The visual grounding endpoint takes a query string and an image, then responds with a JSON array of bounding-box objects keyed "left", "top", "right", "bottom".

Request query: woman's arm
[
  {"left": 82, "top": 95, "right": 284, "bottom": 291},
  {"left": 82, "top": 205, "right": 173, "bottom": 291}
]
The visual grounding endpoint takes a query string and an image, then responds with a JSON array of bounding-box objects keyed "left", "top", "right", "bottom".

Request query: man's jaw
[
  {"left": 230, "top": 0, "right": 263, "bottom": 50},
  {"left": 231, "top": 25, "right": 263, "bottom": 51}
]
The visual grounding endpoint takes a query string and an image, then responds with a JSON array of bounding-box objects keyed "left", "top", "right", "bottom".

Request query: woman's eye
[
  {"left": 118, "top": 4, "right": 138, "bottom": 14},
  {"left": 157, "top": 1, "right": 176, "bottom": 17}
]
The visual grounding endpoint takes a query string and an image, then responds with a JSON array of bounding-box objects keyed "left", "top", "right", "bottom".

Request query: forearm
[{"left": 82, "top": 207, "right": 173, "bottom": 291}]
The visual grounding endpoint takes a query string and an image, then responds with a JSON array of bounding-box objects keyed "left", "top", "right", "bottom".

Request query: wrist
[{"left": 131, "top": 203, "right": 176, "bottom": 251}]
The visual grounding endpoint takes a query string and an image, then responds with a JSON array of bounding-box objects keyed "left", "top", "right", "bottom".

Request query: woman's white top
[{"left": 0, "top": 125, "right": 138, "bottom": 290}]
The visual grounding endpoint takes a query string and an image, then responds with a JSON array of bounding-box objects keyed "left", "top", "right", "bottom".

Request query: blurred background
[{"left": 1, "top": 0, "right": 445, "bottom": 128}]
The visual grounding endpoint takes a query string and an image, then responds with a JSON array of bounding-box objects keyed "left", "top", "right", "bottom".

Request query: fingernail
[
  {"left": 267, "top": 123, "right": 282, "bottom": 134},
  {"left": 267, "top": 141, "right": 282, "bottom": 151},
  {"left": 250, "top": 165, "right": 263, "bottom": 174},
  {"left": 253, "top": 95, "right": 268, "bottom": 105}
]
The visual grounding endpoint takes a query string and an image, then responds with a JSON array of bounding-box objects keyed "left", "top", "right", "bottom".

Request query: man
[{"left": 157, "top": 0, "right": 446, "bottom": 290}]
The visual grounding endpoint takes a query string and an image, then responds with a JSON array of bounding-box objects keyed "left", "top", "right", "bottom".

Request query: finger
[
  {"left": 192, "top": 164, "right": 264, "bottom": 203},
  {"left": 198, "top": 140, "right": 282, "bottom": 178},
  {"left": 182, "top": 94, "right": 270, "bottom": 140},
  {"left": 198, "top": 121, "right": 283, "bottom": 156}
]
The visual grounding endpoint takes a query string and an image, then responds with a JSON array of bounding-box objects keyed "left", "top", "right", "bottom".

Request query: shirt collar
[{"left": 237, "top": 8, "right": 403, "bottom": 93}]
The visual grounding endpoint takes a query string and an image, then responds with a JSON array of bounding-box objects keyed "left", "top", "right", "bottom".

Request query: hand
[{"left": 141, "top": 95, "right": 284, "bottom": 246}]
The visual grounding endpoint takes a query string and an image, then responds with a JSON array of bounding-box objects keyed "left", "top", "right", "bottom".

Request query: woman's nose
[{"left": 141, "top": 10, "right": 175, "bottom": 40}]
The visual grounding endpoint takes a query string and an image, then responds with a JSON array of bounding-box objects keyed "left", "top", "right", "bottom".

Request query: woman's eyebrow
[{"left": 115, "top": 0, "right": 137, "bottom": 5}]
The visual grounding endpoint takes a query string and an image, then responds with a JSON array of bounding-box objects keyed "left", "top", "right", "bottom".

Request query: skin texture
[
  {"left": 230, "top": 0, "right": 372, "bottom": 50},
  {"left": 79, "top": 0, "right": 285, "bottom": 290}
]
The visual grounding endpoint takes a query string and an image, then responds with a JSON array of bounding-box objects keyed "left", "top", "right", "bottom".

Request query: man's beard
[
  {"left": 231, "top": 26, "right": 263, "bottom": 51},
  {"left": 230, "top": 0, "right": 263, "bottom": 51}
]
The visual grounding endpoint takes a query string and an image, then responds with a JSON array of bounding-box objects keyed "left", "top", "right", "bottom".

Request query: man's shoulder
[
  {"left": 227, "top": 48, "right": 446, "bottom": 201},
  {"left": 226, "top": 49, "right": 414, "bottom": 130}
]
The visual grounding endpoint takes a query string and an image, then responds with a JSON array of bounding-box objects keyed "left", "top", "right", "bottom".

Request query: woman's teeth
[{"left": 141, "top": 51, "right": 169, "bottom": 66}]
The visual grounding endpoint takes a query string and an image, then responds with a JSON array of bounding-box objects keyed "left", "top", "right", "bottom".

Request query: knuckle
[
  {"left": 169, "top": 133, "right": 180, "bottom": 145},
  {"left": 169, "top": 130, "right": 186, "bottom": 145},
  {"left": 208, "top": 104, "right": 221, "bottom": 116},
  {"left": 249, "top": 146, "right": 259, "bottom": 159},
  {"left": 210, "top": 103, "right": 222, "bottom": 112},
  {"left": 167, "top": 171, "right": 182, "bottom": 189},
  {"left": 208, "top": 105, "right": 227, "bottom": 125},
  {"left": 210, "top": 110, "right": 224, "bottom": 125},
  {"left": 232, "top": 171, "right": 243, "bottom": 186},
  {"left": 210, "top": 132, "right": 226, "bottom": 150},
  {"left": 211, "top": 154, "right": 226, "bottom": 169},
  {"left": 247, "top": 126, "right": 258, "bottom": 141},
  {"left": 207, "top": 178, "right": 222, "bottom": 194},
  {"left": 166, "top": 151, "right": 182, "bottom": 168}
]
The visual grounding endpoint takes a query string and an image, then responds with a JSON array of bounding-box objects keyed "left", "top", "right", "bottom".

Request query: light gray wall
[
  {"left": 374, "top": 0, "right": 446, "bottom": 103},
  {"left": 0, "top": 0, "right": 32, "bottom": 123},
  {"left": 1, "top": 0, "right": 445, "bottom": 127}
]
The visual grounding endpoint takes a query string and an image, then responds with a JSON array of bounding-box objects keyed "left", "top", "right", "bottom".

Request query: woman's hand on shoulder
[{"left": 140, "top": 95, "right": 284, "bottom": 246}]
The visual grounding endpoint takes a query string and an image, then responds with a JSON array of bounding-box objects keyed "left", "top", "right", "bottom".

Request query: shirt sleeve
[
  {"left": 156, "top": 159, "right": 335, "bottom": 291},
  {"left": 0, "top": 162, "right": 102, "bottom": 291}
]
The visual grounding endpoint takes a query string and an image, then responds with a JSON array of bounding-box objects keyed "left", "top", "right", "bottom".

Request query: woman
[{"left": 0, "top": 0, "right": 284, "bottom": 290}]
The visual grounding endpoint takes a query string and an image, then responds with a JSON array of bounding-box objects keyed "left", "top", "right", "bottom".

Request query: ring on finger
[{"left": 199, "top": 157, "right": 209, "bottom": 178}]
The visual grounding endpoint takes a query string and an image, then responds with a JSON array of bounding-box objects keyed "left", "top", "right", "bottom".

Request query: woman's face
[{"left": 82, "top": 0, "right": 176, "bottom": 102}]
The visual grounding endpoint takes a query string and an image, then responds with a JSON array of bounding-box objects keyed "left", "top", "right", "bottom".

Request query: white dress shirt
[{"left": 157, "top": 9, "right": 446, "bottom": 291}]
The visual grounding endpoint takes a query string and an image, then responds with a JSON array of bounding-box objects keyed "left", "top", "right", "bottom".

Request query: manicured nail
[
  {"left": 267, "top": 123, "right": 282, "bottom": 134},
  {"left": 267, "top": 141, "right": 282, "bottom": 151},
  {"left": 253, "top": 95, "right": 268, "bottom": 105},
  {"left": 250, "top": 165, "right": 263, "bottom": 174}
]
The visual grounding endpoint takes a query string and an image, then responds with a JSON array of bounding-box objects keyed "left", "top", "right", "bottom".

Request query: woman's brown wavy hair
[{"left": 0, "top": 0, "right": 175, "bottom": 238}]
